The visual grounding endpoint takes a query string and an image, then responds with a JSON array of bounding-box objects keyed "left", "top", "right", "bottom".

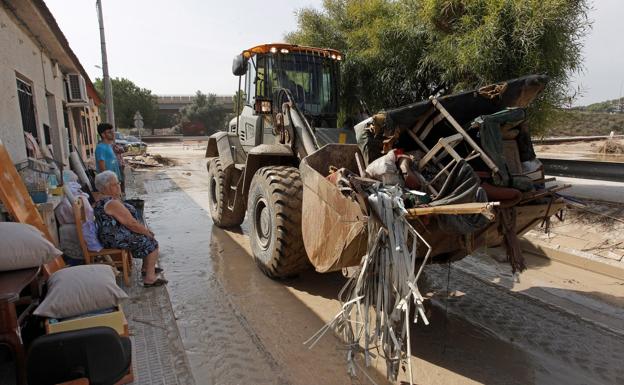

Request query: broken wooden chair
[
  {"left": 415, "top": 133, "right": 466, "bottom": 196},
  {"left": 72, "top": 198, "right": 131, "bottom": 286},
  {"left": 402, "top": 97, "right": 504, "bottom": 197}
]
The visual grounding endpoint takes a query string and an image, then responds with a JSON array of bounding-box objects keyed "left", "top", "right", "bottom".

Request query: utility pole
[{"left": 96, "top": 0, "right": 115, "bottom": 126}]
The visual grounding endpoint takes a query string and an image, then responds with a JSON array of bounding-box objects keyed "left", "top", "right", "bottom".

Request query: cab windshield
[{"left": 255, "top": 52, "right": 339, "bottom": 126}]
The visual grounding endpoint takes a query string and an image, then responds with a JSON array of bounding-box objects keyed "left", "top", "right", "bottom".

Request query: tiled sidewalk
[{"left": 124, "top": 261, "right": 195, "bottom": 385}]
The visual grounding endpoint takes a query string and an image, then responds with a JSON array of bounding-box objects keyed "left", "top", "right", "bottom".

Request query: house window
[{"left": 17, "top": 78, "right": 37, "bottom": 138}]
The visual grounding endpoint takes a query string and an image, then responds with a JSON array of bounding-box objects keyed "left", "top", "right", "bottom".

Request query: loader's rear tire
[
  {"left": 207, "top": 158, "right": 245, "bottom": 227},
  {"left": 247, "top": 166, "right": 310, "bottom": 278}
]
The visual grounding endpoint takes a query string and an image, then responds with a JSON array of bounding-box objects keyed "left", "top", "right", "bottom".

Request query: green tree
[
  {"left": 222, "top": 90, "right": 247, "bottom": 131},
  {"left": 232, "top": 90, "right": 246, "bottom": 115},
  {"left": 286, "top": 0, "right": 591, "bottom": 132},
  {"left": 179, "top": 91, "right": 226, "bottom": 135},
  {"left": 94, "top": 77, "right": 159, "bottom": 129},
  {"left": 154, "top": 112, "right": 175, "bottom": 130}
]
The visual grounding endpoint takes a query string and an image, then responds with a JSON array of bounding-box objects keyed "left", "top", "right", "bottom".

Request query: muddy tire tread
[
  {"left": 248, "top": 166, "right": 309, "bottom": 278},
  {"left": 207, "top": 158, "right": 245, "bottom": 228}
]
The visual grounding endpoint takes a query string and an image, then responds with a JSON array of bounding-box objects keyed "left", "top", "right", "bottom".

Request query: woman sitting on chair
[{"left": 93, "top": 171, "right": 166, "bottom": 287}]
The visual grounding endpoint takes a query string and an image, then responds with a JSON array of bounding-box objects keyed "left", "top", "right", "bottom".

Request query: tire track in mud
[
  {"left": 171, "top": 271, "right": 289, "bottom": 385},
  {"left": 423, "top": 265, "right": 624, "bottom": 385}
]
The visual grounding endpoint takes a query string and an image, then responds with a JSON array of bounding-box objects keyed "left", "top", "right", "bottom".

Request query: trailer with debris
[{"left": 206, "top": 43, "right": 566, "bottom": 382}]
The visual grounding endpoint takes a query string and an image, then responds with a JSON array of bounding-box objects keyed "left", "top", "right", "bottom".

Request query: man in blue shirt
[{"left": 95, "top": 123, "right": 122, "bottom": 187}]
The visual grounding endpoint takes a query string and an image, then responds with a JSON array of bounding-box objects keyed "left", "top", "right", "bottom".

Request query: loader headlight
[{"left": 254, "top": 98, "right": 272, "bottom": 114}]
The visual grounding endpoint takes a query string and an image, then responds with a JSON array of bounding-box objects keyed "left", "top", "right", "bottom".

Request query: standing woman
[{"left": 93, "top": 171, "right": 166, "bottom": 287}]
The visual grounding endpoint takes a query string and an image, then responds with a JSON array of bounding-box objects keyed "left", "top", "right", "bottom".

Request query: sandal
[
  {"left": 141, "top": 267, "right": 164, "bottom": 276},
  {"left": 143, "top": 278, "right": 168, "bottom": 287}
]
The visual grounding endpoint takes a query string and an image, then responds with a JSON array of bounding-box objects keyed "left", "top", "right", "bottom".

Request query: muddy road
[{"left": 129, "top": 144, "right": 624, "bottom": 385}]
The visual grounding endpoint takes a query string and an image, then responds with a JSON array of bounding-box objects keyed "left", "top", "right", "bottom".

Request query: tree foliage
[
  {"left": 179, "top": 91, "right": 227, "bottom": 135},
  {"left": 286, "top": 0, "right": 591, "bottom": 131},
  {"left": 94, "top": 77, "right": 158, "bottom": 129},
  {"left": 222, "top": 90, "right": 247, "bottom": 131},
  {"left": 154, "top": 112, "right": 176, "bottom": 130},
  {"left": 581, "top": 97, "right": 624, "bottom": 113},
  {"left": 232, "top": 90, "right": 246, "bottom": 116}
]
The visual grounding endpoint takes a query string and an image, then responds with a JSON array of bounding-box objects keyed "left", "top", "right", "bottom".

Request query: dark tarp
[
  {"left": 476, "top": 108, "right": 534, "bottom": 191},
  {"left": 516, "top": 121, "right": 537, "bottom": 162},
  {"left": 429, "top": 159, "right": 490, "bottom": 234},
  {"left": 383, "top": 74, "right": 548, "bottom": 133},
  {"left": 476, "top": 107, "right": 525, "bottom": 187}
]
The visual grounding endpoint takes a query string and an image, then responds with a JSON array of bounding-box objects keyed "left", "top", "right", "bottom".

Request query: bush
[{"left": 287, "top": 0, "right": 591, "bottom": 134}]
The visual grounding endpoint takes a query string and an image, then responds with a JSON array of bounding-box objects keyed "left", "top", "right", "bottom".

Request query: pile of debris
[
  {"left": 598, "top": 132, "right": 624, "bottom": 154},
  {"left": 304, "top": 76, "right": 569, "bottom": 384},
  {"left": 126, "top": 153, "right": 175, "bottom": 168}
]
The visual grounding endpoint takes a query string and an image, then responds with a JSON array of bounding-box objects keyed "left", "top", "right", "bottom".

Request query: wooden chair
[
  {"left": 400, "top": 97, "right": 510, "bottom": 197},
  {"left": 404, "top": 98, "right": 502, "bottom": 175},
  {"left": 72, "top": 198, "right": 131, "bottom": 286},
  {"left": 416, "top": 133, "right": 466, "bottom": 197}
]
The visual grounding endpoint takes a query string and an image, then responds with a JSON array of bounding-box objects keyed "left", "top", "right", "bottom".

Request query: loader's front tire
[
  {"left": 207, "top": 158, "right": 245, "bottom": 227},
  {"left": 247, "top": 166, "right": 310, "bottom": 278}
]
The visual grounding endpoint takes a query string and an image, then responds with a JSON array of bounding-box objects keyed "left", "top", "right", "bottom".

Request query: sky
[
  {"left": 45, "top": 0, "right": 624, "bottom": 106},
  {"left": 44, "top": 0, "right": 323, "bottom": 96},
  {"left": 569, "top": 0, "right": 624, "bottom": 105}
]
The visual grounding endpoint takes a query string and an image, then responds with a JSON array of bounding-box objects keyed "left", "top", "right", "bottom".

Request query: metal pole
[
  {"left": 235, "top": 76, "right": 242, "bottom": 133},
  {"left": 96, "top": 0, "right": 115, "bottom": 126}
]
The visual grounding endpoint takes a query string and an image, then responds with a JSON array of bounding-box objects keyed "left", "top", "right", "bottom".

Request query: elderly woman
[{"left": 93, "top": 171, "right": 166, "bottom": 287}]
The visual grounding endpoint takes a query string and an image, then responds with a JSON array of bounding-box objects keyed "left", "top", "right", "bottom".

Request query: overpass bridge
[
  {"left": 155, "top": 94, "right": 235, "bottom": 135},
  {"left": 157, "top": 94, "right": 234, "bottom": 118}
]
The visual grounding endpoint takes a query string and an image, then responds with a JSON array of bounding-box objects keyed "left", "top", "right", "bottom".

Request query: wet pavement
[{"left": 129, "top": 143, "right": 624, "bottom": 385}]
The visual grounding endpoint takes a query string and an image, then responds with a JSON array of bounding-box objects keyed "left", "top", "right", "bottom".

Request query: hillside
[
  {"left": 578, "top": 97, "right": 624, "bottom": 113},
  {"left": 546, "top": 110, "right": 624, "bottom": 137}
]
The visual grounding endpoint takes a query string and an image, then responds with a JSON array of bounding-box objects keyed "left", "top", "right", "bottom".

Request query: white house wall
[{"left": 1, "top": 5, "right": 71, "bottom": 164}]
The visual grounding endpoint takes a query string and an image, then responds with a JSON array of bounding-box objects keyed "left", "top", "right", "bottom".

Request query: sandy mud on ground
[
  {"left": 525, "top": 199, "right": 624, "bottom": 264},
  {"left": 130, "top": 144, "right": 624, "bottom": 385},
  {"left": 531, "top": 140, "right": 624, "bottom": 260},
  {"left": 535, "top": 140, "right": 624, "bottom": 162}
]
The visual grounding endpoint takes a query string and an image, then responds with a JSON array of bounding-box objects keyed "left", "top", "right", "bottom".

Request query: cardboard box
[{"left": 45, "top": 306, "right": 128, "bottom": 337}]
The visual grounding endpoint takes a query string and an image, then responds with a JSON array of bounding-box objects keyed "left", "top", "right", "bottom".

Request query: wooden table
[{"left": 0, "top": 267, "right": 41, "bottom": 385}]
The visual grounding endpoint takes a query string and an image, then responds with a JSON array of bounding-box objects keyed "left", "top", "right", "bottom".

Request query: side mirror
[{"left": 232, "top": 54, "right": 248, "bottom": 76}]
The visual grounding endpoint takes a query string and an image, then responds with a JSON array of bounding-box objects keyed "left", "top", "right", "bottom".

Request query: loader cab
[{"left": 232, "top": 44, "right": 342, "bottom": 146}]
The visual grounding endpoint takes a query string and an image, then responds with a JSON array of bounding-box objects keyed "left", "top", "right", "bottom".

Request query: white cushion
[
  {"left": 0, "top": 222, "right": 62, "bottom": 271},
  {"left": 34, "top": 264, "right": 128, "bottom": 319}
]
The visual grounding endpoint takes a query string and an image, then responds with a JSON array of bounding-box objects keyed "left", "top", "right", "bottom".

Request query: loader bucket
[{"left": 299, "top": 144, "right": 368, "bottom": 272}]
